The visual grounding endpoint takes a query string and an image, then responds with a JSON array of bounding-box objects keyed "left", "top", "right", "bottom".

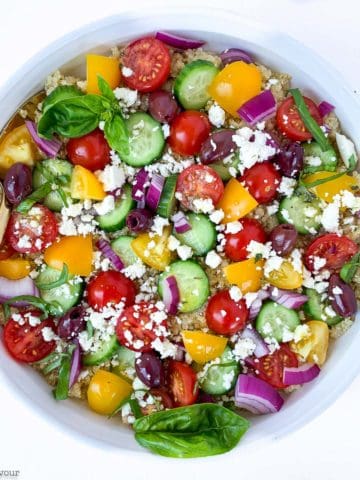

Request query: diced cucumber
[
  {"left": 174, "top": 60, "right": 219, "bottom": 110},
  {"left": 173, "top": 213, "right": 216, "bottom": 256},
  {"left": 158, "top": 260, "right": 209, "bottom": 313},
  {"left": 199, "top": 347, "right": 240, "bottom": 395},
  {"left": 278, "top": 191, "right": 322, "bottom": 234},
  {"left": 32, "top": 159, "right": 73, "bottom": 211},
  {"left": 156, "top": 174, "right": 178, "bottom": 218},
  {"left": 96, "top": 184, "right": 135, "bottom": 232},
  {"left": 83, "top": 335, "right": 120, "bottom": 366},
  {"left": 111, "top": 346, "right": 136, "bottom": 379},
  {"left": 256, "top": 301, "right": 300, "bottom": 342},
  {"left": 303, "top": 141, "right": 338, "bottom": 173},
  {"left": 303, "top": 288, "right": 342, "bottom": 326},
  {"left": 210, "top": 153, "right": 240, "bottom": 181},
  {"left": 120, "top": 112, "right": 165, "bottom": 167},
  {"left": 111, "top": 235, "right": 139, "bottom": 266},
  {"left": 37, "top": 266, "right": 84, "bottom": 314}
]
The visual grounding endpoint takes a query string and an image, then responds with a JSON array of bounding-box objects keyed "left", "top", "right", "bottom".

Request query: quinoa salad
[{"left": 0, "top": 31, "right": 359, "bottom": 458}]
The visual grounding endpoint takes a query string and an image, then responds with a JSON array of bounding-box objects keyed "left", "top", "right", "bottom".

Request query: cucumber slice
[
  {"left": 303, "top": 141, "right": 338, "bottom": 173},
  {"left": 121, "top": 112, "right": 165, "bottom": 167},
  {"left": 158, "top": 260, "right": 209, "bottom": 313},
  {"left": 303, "top": 288, "right": 342, "bottom": 326},
  {"left": 111, "top": 346, "right": 136, "bottom": 379},
  {"left": 174, "top": 60, "right": 219, "bottom": 110},
  {"left": 83, "top": 335, "right": 120, "bottom": 366},
  {"left": 111, "top": 235, "right": 139, "bottom": 266},
  {"left": 96, "top": 184, "right": 135, "bottom": 232},
  {"left": 278, "top": 191, "right": 322, "bottom": 234},
  {"left": 37, "top": 266, "right": 84, "bottom": 314},
  {"left": 199, "top": 347, "right": 240, "bottom": 395},
  {"left": 32, "top": 159, "right": 73, "bottom": 212},
  {"left": 173, "top": 213, "right": 216, "bottom": 255},
  {"left": 256, "top": 301, "right": 300, "bottom": 342},
  {"left": 211, "top": 153, "right": 240, "bottom": 181},
  {"left": 157, "top": 174, "right": 178, "bottom": 218}
]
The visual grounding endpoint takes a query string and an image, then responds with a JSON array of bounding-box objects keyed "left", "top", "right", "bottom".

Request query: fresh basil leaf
[
  {"left": 134, "top": 403, "right": 250, "bottom": 458},
  {"left": 301, "top": 170, "right": 348, "bottom": 189},
  {"left": 97, "top": 75, "right": 117, "bottom": 102},
  {"left": 129, "top": 398, "right": 144, "bottom": 419},
  {"left": 104, "top": 113, "right": 129, "bottom": 156},
  {"left": 16, "top": 182, "right": 53, "bottom": 213},
  {"left": 36, "top": 264, "right": 69, "bottom": 291},
  {"left": 53, "top": 344, "right": 76, "bottom": 400},
  {"left": 42, "top": 85, "right": 84, "bottom": 113},
  {"left": 340, "top": 252, "right": 360, "bottom": 283},
  {"left": 347, "top": 153, "right": 357, "bottom": 172},
  {"left": 3, "top": 295, "right": 52, "bottom": 317},
  {"left": 86, "top": 320, "right": 94, "bottom": 338}
]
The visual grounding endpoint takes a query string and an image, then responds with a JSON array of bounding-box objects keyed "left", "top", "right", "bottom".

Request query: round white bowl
[{"left": 0, "top": 7, "right": 359, "bottom": 455}]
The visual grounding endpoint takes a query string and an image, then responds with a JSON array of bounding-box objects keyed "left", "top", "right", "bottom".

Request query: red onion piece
[
  {"left": 268, "top": 286, "right": 308, "bottom": 309},
  {"left": 25, "top": 121, "right": 61, "bottom": 158},
  {"left": 248, "top": 289, "right": 271, "bottom": 320},
  {"left": 146, "top": 173, "right": 165, "bottom": 210},
  {"left": 283, "top": 363, "right": 320, "bottom": 386},
  {"left": 220, "top": 48, "right": 253, "bottom": 65},
  {"left": 96, "top": 239, "right": 124, "bottom": 270},
  {"left": 240, "top": 326, "right": 270, "bottom": 358},
  {"left": 235, "top": 374, "right": 284, "bottom": 414},
  {"left": 318, "top": 101, "right": 335, "bottom": 117},
  {"left": 155, "top": 31, "right": 205, "bottom": 49},
  {"left": 0, "top": 276, "right": 39, "bottom": 305},
  {"left": 238, "top": 90, "right": 276, "bottom": 126},
  {"left": 162, "top": 275, "right": 180, "bottom": 315},
  {"left": 132, "top": 168, "right": 149, "bottom": 202},
  {"left": 126, "top": 208, "right": 153, "bottom": 233},
  {"left": 69, "top": 342, "right": 81, "bottom": 388},
  {"left": 172, "top": 211, "right": 191, "bottom": 234}
]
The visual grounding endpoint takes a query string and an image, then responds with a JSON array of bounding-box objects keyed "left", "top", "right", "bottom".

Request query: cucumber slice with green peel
[
  {"left": 83, "top": 335, "right": 120, "bottom": 366},
  {"left": 303, "top": 141, "right": 338, "bottom": 173},
  {"left": 199, "top": 347, "right": 240, "bottom": 395},
  {"left": 37, "top": 266, "right": 84, "bottom": 314},
  {"left": 173, "top": 213, "right": 216, "bottom": 256},
  {"left": 210, "top": 153, "right": 240, "bottom": 181},
  {"left": 111, "top": 235, "right": 139, "bottom": 266},
  {"left": 120, "top": 112, "right": 165, "bottom": 167},
  {"left": 156, "top": 174, "right": 178, "bottom": 218},
  {"left": 96, "top": 184, "right": 135, "bottom": 232},
  {"left": 158, "top": 260, "right": 209, "bottom": 313},
  {"left": 32, "top": 159, "right": 73, "bottom": 212},
  {"left": 256, "top": 301, "right": 300, "bottom": 342},
  {"left": 174, "top": 60, "right": 219, "bottom": 110},
  {"left": 303, "top": 288, "right": 342, "bottom": 326},
  {"left": 111, "top": 346, "right": 136, "bottom": 379},
  {"left": 278, "top": 192, "right": 322, "bottom": 235}
]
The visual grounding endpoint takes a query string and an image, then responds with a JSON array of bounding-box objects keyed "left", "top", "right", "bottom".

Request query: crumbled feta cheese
[
  {"left": 293, "top": 324, "right": 311, "bottom": 343},
  {"left": 247, "top": 240, "right": 272, "bottom": 259},
  {"left": 93, "top": 195, "right": 115, "bottom": 215},
  {"left": 306, "top": 156, "right": 322, "bottom": 167},
  {"left": 162, "top": 124, "right": 170, "bottom": 138},
  {"left": 167, "top": 235, "right": 180, "bottom": 252},
  {"left": 208, "top": 103, "right": 226, "bottom": 128},
  {"left": 225, "top": 221, "right": 243, "bottom": 234},
  {"left": 193, "top": 198, "right": 214, "bottom": 214},
  {"left": 335, "top": 132, "right": 357, "bottom": 168},
  {"left": 233, "top": 338, "right": 256, "bottom": 360},
  {"left": 313, "top": 255, "right": 327, "bottom": 271},
  {"left": 229, "top": 286, "right": 242, "bottom": 302},
  {"left": 209, "top": 209, "right": 225, "bottom": 224},
  {"left": 151, "top": 216, "right": 169, "bottom": 236},
  {"left": 17, "top": 235, "right": 32, "bottom": 249},
  {"left": 244, "top": 292, "right": 258, "bottom": 308},
  {"left": 122, "top": 261, "right": 146, "bottom": 280},
  {"left": 41, "top": 327, "right": 57, "bottom": 342},
  {"left": 321, "top": 197, "right": 340, "bottom": 232},
  {"left": 121, "top": 66, "right": 134, "bottom": 77},
  {"left": 205, "top": 250, "right": 222, "bottom": 269},
  {"left": 151, "top": 338, "right": 178, "bottom": 359},
  {"left": 113, "top": 87, "right": 138, "bottom": 107},
  {"left": 177, "top": 245, "right": 193, "bottom": 260},
  {"left": 266, "top": 201, "right": 279, "bottom": 215},
  {"left": 264, "top": 255, "right": 284, "bottom": 277},
  {"left": 96, "top": 165, "right": 125, "bottom": 192},
  {"left": 232, "top": 127, "right": 277, "bottom": 174},
  {"left": 290, "top": 248, "right": 303, "bottom": 273},
  {"left": 278, "top": 176, "right": 297, "bottom": 196}
]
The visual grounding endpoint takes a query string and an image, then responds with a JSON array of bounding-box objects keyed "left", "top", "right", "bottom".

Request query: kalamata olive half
[
  {"left": 57, "top": 306, "right": 86, "bottom": 340},
  {"left": 4, "top": 162, "right": 32, "bottom": 204},
  {"left": 135, "top": 352, "right": 165, "bottom": 388},
  {"left": 199, "top": 129, "right": 237, "bottom": 165},
  {"left": 148, "top": 90, "right": 180, "bottom": 124},
  {"left": 328, "top": 274, "right": 357, "bottom": 317},
  {"left": 274, "top": 142, "right": 304, "bottom": 178},
  {"left": 269, "top": 224, "right": 298, "bottom": 256}
]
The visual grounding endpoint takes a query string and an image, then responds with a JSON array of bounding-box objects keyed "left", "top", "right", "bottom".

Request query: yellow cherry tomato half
[
  {"left": 70, "top": 165, "right": 106, "bottom": 201},
  {"left": 87, "top": 369, "right": 132, "bottom": 415},
  {"left": 265, "top": 260, "right": 303, "bottom": 290},
  {"left": 86, "top": 54, "right": 121, "bottom": 95},
  {"left": 208, "top": 61, "right": 262, "bottom": 116},
  {"left": 131, "top": 226, "right": 172, "bottom": 271},
  {"left": 181, "top": 330, "right": 227, "bottom": 364},
  {"left": 44, "top": 235, "right": 93, "bottom": 276},
  {"left": 224, "top": 258, "right": 264, "bottom": 294},
  {"left": 0, "top": 259, "right": 31, "bottom": 280},
  {"left": 290, "top": 320, "right": 329, "bottom": 366},
  {"left": 303, "top": 171, "right": 358, "bottom": 203},
  {"left": 217, "top": 178, "right": 258, "bottom": 223}
]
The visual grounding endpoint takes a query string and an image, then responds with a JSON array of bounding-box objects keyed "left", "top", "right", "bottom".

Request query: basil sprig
[
  {"left": 16, "top": 182, "right": 53, "bottom": 213},
  {"left": 35, "top": 263, "right": 69, "bottom": 291},
  {"left": 300, "top": 169, "right": 349, "bottom": 189},
  {"left": 2, "top": 295, "right": 62, "bottom": 320},
  {"left": 340, "top": 252, "right": 360, "bottom": 283},
  {"left": 134, "top": 403, "right": 250, "bottom": 458},
  {"left": 53, "top": 344, "right": 76, "bottom": 400}
]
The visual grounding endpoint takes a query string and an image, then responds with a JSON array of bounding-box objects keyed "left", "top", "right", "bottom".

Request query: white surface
[{"left": 0, "top": 0, "right": 360, "bottom": 478}]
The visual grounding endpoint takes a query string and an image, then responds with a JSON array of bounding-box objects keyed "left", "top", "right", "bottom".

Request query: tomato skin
[
  {"left": 169, "top": 111, "right": 211, "bottom": 156},
  {"left": 149, "top": 387, "right": 174, "bottom": 409},
  {"left": 3, "top": 311, "right": 56, "bottom": 362},
  {"left": 176, "top": 164, "right": 224, "bottom": 211},
  {"left": 255, "top": 344, "right": 298, "bottom": 389},
  {"left": 206, "top": 290, "right": 249, "bottom": 335},
  {"left": 0, "top": 242, "right": 15, "bottom": 260},
  {"left": 167, "top": 360, "right": 199, "bottom": 407},
  {"left": 5, "top": 204, "right": 58, "bottom": 254},
  {"left": 122, "top": 37, "right": 171, "bottom": 93},
  {"left": 66, "top": 129, "right": 110, "bottom": 172},
  {"left": 240, "top": 162, "right": 281, "bottom": 204},
  {"left": 305, "top": 234, "right": 358, "bottom": 272},
  {"left": 86, "top": 270, "right": 136, "bottom": 310},
  {"left": 276, "top": 96, "right": 322, "bottom": 141},
  {"left": 224, "top": 218, "right": 267, "bottom": 262}
]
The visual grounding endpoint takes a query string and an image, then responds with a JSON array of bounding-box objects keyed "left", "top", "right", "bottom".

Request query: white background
[{"left": 1, "top": 0, "right": 360, "bottom": 478}]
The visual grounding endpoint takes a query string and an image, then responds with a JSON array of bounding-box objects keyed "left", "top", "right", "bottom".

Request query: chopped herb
[
  {"left": 53, "top": 344, "right": 76, "bottom": 400},
  {"left": 36, "top": 264, "right": 69, "bottom": 290},
  {"left": 16, "top": 182, "right": 53, "bottom": 213},
  {"left": 129, "top": 398, "right": 144, "bottom": 419},
  {"left": 340, "top": 252, "right": 360, "bottom": 283}
]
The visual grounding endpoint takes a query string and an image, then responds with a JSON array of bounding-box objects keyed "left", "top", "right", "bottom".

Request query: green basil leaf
[
  {"left": 97, "top": 75, "right": 117, "bottom": 102},
  {"left": 86, "top": 320, "right": 94, "bottom": 338},
  {"left": 129, "top": 398, "right": 144, "bottom": 419},
  {"left": 36, "top": 264, "right": 69, "bottom": 291},
  {"left": 42, "top": 85, "right": 84, "bottom": 113},
  {"left": 3, "top": 295, "right": 51, "bottom": 317},
  {"left": 134, "top": 403, "right": 250, "bottom": 458},
  {"left": 340, "top": 252, "right": 360, "bottom": 283},
  {"left": 16, "top": 182, "right": 53, "bottom": 213},
  {"left": 301, "top": 170, "right": 348, "bottom": 189},
  {"left": 347, "top": 153, "right": 357, "bottom": 172},
  {"left": 104, "top": 113, "right": 129, "bottom": 156},
  {"left": 53, "top": 344, "right": 76, "bottom": 401}
]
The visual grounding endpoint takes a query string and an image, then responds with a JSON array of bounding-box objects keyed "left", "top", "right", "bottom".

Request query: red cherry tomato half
[
  {"left": 0, "top": 241, "right": 15, "bottom": 260},
  {"left": 4, "top": 310, "right": 56, "bottom": 362},
  {"left": 167, "top": 360, "right": 199, "bottom": 407},
  {"left": 116, "top": 302, "right": 168, "bottom": 353},
  {"left": 305, "top": 234, "right": 358, "bottom": 272},
  {"left": 240, "top": 161, "right": 281, "bottom": 204},
  {"left": 206, "top": 289, "right": 249, "bottom": 335},
  {"left": 276, "top": 96, "right": 322, "bottom": 142},
  {"left": 224, "top": 218, "right": 267, "bottom": 262},
  {"left": 169, "top": 111, "right": 211, "bottom": 156},
  {"left": 66, "top": 129, "right": 110, "bottom": 172},
  {"left": 149, "top": 387, "right": 174, "bottom": 409},
  {"left": 176, "top": 164, "right": 224, "bottom": 211},
  {"left": 86, "top": 270, "right": 136, "bottom": 310},
  {"left": 122, "top": 37, "right": 171, "bottom": 93},
  {"left": 255, "top": 344, "right": 298, "bottom": 389},
  {"left": 5, "top": 204, "right": 58, "bottom": 254}
]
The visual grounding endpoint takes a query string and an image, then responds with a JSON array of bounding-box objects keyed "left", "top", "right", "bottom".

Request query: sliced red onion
[
  {"left": 238, "top": 90, "right": 276, "bottom": 126},
  {"left": 126, "top": 208, "right": 153, "bottom": 233},
  {"left": 172, "top": 211, "right": 191, "bottom": 234},
  {"left": 197, "top": 391, "right": 215, "bottom": 404},
  {"left": 283, "top": 363, "right": 320, "bottom": 386},
  {"left": 174, "top": 342, "right": 186, "bottom": 362},
  {"left": 136, "top": 198, "right": 146, "bottom": 209},
  {"left": 96, "top": 239, "right": 124, "bottom": 270},
  {"left": 0, "top": 276, "right": 39, "bottom": 305},
  {"left": 162, "top": 275, "right": 180, "bottom": 315},
  {"left": 132, "top": 168, "right": 149, "bottom": 202},
  {"left": 155, "top": 31, "right": 205, "bottom": 49},
  {"left": 25, "top": 121, "right": 61, "bottom": 158},
  {"left": 220, "top": 48, "right": 253, "bottom": 65},
  {"left": 269, "top": 286, "right": 308, "bottom": 309},
  {"left": 318, "top": 101, "right": 335, "bottom": 117},
  {"left": 249, "top": 289, "right": 270, "bottom": 320},
  {"left": 145, "top": 173, "right": 165, "bottom": 210},
  {"left": 235, "top": 374, "right": 284, "bottom": 414},
  {"left": 241, "top": 326, "right": 270, "bottom": 358},
  {"left": 69, "top": 341, "right": 81, "bottom": 388}
]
